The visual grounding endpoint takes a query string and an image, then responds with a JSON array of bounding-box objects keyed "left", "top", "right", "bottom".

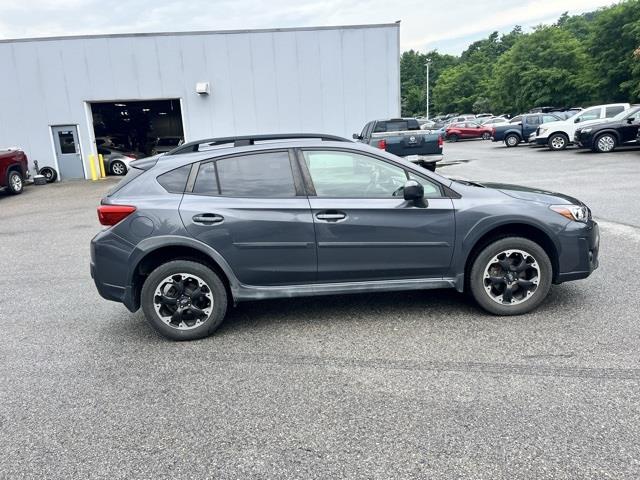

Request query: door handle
[
  {"left": 316, "top": 211, "right": 346, "bottom": 222},
  {"left": 192, "top": 213, "right": 224, "bottom": 225}
]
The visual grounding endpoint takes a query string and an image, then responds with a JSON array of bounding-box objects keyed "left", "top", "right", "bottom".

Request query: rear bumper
[
  {"left": 555, "top": 220, "right": 600, "bottom": 283},
  {"left": 91, "top": 230, "right": 139, "bottom": 312}
]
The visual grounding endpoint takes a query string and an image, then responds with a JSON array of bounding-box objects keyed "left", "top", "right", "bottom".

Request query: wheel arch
[
  {"left": 462, "top": 222, "right": 560, "bottom": 290},
  {"left": 593, "top": 129, "right": 621, "bottom": 142},
  {"left": 127, "top": 237, "right": 239, "bottom": 311}
]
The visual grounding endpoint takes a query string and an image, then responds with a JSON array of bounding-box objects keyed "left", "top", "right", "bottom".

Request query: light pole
[{"left": 425, "top": 58, "right": 432, "bottom": 120}]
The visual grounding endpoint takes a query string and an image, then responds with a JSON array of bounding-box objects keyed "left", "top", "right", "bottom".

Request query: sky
[{"left": 0, "top": 0, "right": 621, "bottom": 54}]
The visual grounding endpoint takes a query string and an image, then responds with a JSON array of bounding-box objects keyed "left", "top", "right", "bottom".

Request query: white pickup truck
[{"left": 534, "top": 103, "right": 630, "bottom": 150}]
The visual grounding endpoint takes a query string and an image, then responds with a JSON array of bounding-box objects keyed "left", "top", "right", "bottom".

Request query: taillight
[
  {"left": 97, "top": 205, "right": 136, "bottom": 226},
  {"left": 438, "top": 134, "right": 444, "bottom": 148},
  {"left": 377, "top": 139, "right": 387, "bottom": 150}
]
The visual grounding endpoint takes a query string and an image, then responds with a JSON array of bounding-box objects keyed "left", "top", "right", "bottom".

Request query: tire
[
  {"left": 419, "top": 161, "right": 436, "bottom": 172},
  {"left": 504, "top": 134, "right": 520, "bottom": 147},
  {"left": 141, "top": 260, "right": 228, "bottom": 341},
  {"left": 593, "top": 133, "right": 617, "bottom": 153},
  {"left": 448, "top": 134, "right": 459, "bottom": 143},
  {"left": 469, "top": 237, "right": 552, "bottom": 316},
  {"left": 110, "top": 160, "right": 127, "bottom": 176},
  {"left": 482, "top": 132, "right": 491, "bottom": 140},
  {"left": 39, "top": 167, "right": 58, "bottom": 183},
  {"left": 548, "top": 133, "right": 568, "bottom": 151},
  {"left": 7, "top": 170, "right": 23, "bottom": 194}
]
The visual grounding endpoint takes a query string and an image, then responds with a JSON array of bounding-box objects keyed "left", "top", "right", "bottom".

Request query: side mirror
[
  {"left": 574, "top": 117, "right": 581, "bottom": 123},
  {"left": 403, "top": 180, "right": 424, "bottom": 202},
  {"left": 627, "top": 117, "right": 635, "bottom": 123},
  {"left": 352, "top": 133, "right": 362, "bottom": 140}
]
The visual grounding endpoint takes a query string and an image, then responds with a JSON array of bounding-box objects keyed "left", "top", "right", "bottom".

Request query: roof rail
[{"left": 166, "top": 133, "right": 351, "bottom": 156}]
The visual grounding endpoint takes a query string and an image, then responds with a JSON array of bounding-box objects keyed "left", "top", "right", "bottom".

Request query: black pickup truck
[
  {"left": 353, "top": 118, "right": 443, "bottom": 171},
  {"left": 491, "top": 113, "right": 561, "bottom": 147}
]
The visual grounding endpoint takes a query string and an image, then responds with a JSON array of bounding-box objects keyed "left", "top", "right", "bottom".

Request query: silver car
[{"left": 97, "top": 147, "right": 139, "bottom": 176}]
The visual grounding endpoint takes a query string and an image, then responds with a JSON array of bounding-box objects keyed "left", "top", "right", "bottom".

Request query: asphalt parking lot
[{"left": 1, "top": 141, "right": 639, "bottom": 479}]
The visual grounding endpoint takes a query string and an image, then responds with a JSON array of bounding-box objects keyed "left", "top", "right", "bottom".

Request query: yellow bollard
[
  {"left": 98, "top": 154, "right": 106, "bottom": 178},
  {"left": 89, "top": 154, "right": 98, "bottom": 181}
]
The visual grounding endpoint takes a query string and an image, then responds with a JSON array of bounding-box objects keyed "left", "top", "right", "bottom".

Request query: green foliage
[{"left": 400, "top": 1, "right": 640, "bottom": 116}]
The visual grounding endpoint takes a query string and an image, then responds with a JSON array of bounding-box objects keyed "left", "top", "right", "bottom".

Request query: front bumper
[
  {"left": 555, "top": 220, "right": 599, "bottom": 283},
  {"left": 535, "top": 137, "right": 549, "bottom": 146}
]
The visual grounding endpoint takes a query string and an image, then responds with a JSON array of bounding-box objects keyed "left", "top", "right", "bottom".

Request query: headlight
[
  {"left": 550, "top": 204, "right": 589, "bottom": 222},
  {"left": 581, "top": 127, "right": 592, "bottom": 133},
  {"left": 538, "top": 128, "right": 548, "bottom": 135}
]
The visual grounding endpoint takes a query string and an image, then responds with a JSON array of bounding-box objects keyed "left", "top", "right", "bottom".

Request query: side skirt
[{"left": 233, "top": 277, "right": 457, "bottom": 302}]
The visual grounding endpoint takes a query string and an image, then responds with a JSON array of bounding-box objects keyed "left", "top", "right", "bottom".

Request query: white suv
[{"left": 534, "top": 103, "right": 630, "bottom": 150}]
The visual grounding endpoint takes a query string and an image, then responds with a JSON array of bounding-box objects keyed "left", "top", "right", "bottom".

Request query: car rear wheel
[
  {"left": 548, "top": 133, "right": 568, "bottom": 151},
  {"left": 593, "top": 133, "right": 617, "bottom": 153},
  {"left": 141, "top": 260, "right": 228, "bottom": 341},
  {"left": 469, "top": 237, "right": 552, "bottom": 315},
  {"left": 110, "top": 160, "right": 127, "bottom": 176},
  {"left": 482, "top": 132, "right": 491, "bottom": 140},
  {"left": 448, "top": 134, "right": 459, "bottom": 143},
  {"left": 504, "top": 134, "right": 520, "bottom": 147},
  {"left": 7, "top": 170, "right": 23, "bottom": 194}
]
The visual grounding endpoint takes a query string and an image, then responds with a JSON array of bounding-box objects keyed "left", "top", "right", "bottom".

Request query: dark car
[
  {"left": 574, "top": 105, "right": 640, "bottom": 152},
  {"left": 491, "top": 113, "right": 561, "bottom": 147},
  {"left": 91, "top": 133, "right": 600, "bottom": 341},
  {"left": 0, "top": 148, "right": 29, "bottom": 194}
]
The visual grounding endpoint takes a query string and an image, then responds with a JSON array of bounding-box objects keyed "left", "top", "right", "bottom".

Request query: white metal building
[{"left": 0, "top": 23, "right": 400, "bottom": 180}]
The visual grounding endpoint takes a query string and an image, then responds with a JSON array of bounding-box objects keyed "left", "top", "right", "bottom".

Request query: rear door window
[
  {"left": 193, "top": 151, "right": 296, "bottom": 198},
  {"left": 605, "top": 105, "right": 625, "bottom": 118}
]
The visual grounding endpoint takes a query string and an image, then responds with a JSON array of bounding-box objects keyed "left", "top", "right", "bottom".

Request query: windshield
[{"left": 613, "top": 106, "right": 640, "bottom": 121}]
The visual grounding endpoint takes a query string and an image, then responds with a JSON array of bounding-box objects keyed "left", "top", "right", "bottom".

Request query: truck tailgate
[{"left": 371, "top": 131, "right": 442, "bottom": 157}]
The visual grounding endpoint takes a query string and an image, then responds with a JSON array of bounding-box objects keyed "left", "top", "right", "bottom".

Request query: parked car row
[{"left": 489, "top": 103, "right": 638, "bottom": 152}]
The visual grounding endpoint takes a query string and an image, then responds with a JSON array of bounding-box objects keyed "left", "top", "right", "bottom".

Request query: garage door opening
[{"left": 90, "top": 99, "right": 184, "bottom": 174}]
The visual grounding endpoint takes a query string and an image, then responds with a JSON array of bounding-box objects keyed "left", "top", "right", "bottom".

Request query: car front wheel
[
  {"left": 469, "top": 237, "right": 552, "bottom": 315},
  {"left": 448, "top": 134, "right": 459, "bottom": 143},
  {"left": 548, "top": 133, "right": 568, "bottom": 151},
  {"left": 7, "top": 170, "right": 23, "bottom": 194},
  {"left": 141, "top": 260, "right": 228, "bottom": 340},
  {"left": 593, "top": 133, "right": 617, "bottom": 153},
  {"left": 482, "top": 132, "right": 491, "bottom": 140},
  {"left": 504, "top": 134, "right": 520, "bottom": 147}
]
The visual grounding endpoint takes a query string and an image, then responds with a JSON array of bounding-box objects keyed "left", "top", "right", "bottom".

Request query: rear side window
[
  {"left": 526, "top": 116, "right": 541, "bottom": 125},
  {"left": 605, "top": 106, "right": 625, "bottom": 117},
  {"left": 193, "top": 151, "right": 295, "bottom": 198},
  {"left": 157, "top": 164, "right": 191, "bottom": 193}
]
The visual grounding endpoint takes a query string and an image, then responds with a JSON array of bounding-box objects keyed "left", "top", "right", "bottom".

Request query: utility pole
[{"left": 425, "top": 58, "right": 432, "bottom": 119}]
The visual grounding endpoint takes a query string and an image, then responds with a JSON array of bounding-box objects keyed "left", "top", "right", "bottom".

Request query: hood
[
  {"left": 541, "top": 117, "right": 607, "bottom": 130},
  {"left": 474, "top": 182, "right": 582, "bottom": 205}
]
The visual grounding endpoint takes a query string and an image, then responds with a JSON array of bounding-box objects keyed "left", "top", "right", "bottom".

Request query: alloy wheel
[
  {"left": 10, "top": 173, "right": 22, "bottom": 192},
  {"left": 483, "top": 249, "right": 540, "bottom": 305},
  {"left": 153, "top": 273, "right": 214, "bottom": 330},
  {"left": 550, "top": 136, "right": 566, "bottom": 149},
  {"left": 111, "top": 161, "right": 126, "bottom": 175},
  {"left": 597, "top": 135, "right": 615, "bottom": 152},
  {"left": 506, "top": 135, "right": 518, "bottom": 147}
]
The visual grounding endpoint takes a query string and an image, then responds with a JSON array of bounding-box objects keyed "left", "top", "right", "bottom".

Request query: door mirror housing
[
  {"left": 352, "top": 133, "right": 362, "bottom": 140},
  {"left": 627, "top": 117, "right": 635, "bottom": 123},
  {"left": 403, "top": 180, "right": 424, "bottom": 201},
  {"left": 574, "top": 117, "right": 581, "bottom": 123}
]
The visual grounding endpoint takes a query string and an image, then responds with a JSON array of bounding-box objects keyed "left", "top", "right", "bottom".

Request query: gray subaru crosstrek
[{"left": 91, "top": 134, "right": 599, "bottom": 341}]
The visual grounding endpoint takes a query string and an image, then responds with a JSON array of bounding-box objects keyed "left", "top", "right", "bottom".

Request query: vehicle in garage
[
  {"left": 445, "top": 122, "right": 493, "bottom": 142},
  {"left": 354, "top": 118, "right": 443, "bottom": 171},
  {"left": 574, "top": 105, "right": 640, "bottom": 152},
  {"left": 151, "top": 137, "right": 184, "bottom": 156},
  {"left": 535, "top": 103, "right": 631, "bottom": 150},
  {"left": 0, "top": 148, "right": 29, "bottom": 194},
  {"left": 97, "top": 147, "right": 139, "bottom": 176},
  {"left": 491, "top": 113, "right": 562, "bottom": 147},
  {"left": 91, "top": 133, "right": 600, "bottom": 340}
]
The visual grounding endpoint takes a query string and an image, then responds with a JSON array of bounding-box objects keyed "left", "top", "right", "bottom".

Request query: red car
[
  {"left": 0, "top": 148, "right": 29, "bottom": 194},
  {"left": 445, "top": 122, "right": 493, "bottom": 142}
]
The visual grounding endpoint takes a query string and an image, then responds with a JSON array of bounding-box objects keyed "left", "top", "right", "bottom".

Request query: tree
[{"left": 489, "top": 25, "right": 591, "bottom": 113}]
